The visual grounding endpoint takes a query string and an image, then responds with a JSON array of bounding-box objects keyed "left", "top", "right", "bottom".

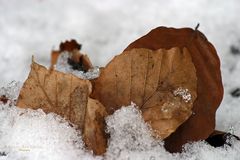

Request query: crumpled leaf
[
  {"left": 124, "top": 26, "right": 224, "bottom": 152},
  {"left": 59, "top": 39, "right": 82, "bottom": 52},
  {"left": 92, "top": 47, "right": 197, "bottom": 139},
  {"left": 51, "top": 40, "right": 93, "bottom": 72},
  {"left": 17, "top": 60, "right": 107, "bottom": 155}
]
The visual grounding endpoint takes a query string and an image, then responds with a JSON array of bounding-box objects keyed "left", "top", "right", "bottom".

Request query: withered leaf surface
[
  {"left": 124, "top": 27, "right": 224, "bottom": 152},
  {"left": 51, "top": 40, "right": 93, "bottom": 72},
  {"left": 92, "top": 48, "right": 197, "bottom": 139},
  {"left": 51, "top": 39, "right": 81, "bottom": 68},
  {"left": 17, "top": 61, "right": 107, "bottom": 155},
  {"left": 17, "top": 60, "right": 91, "bottom": 127},
  {"left": 59, "top": 39, "right": 82, "bottom": 52},
  {"left": 83, "top": 98, "right": 108, "bottom": 155}
]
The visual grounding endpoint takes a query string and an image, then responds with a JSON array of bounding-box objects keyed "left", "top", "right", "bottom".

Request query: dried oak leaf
[
  {"left": 124, "top": 27, "right": 224, "bottom": 152},
  {"left": 17, "top": 60, "right": 107, "bottom": 155},
  {"left": 51, "top": 39, "right": 93, "bottom": 71},
  {"left": 92, "top": 47, "right": 197, "bottom": 139}
]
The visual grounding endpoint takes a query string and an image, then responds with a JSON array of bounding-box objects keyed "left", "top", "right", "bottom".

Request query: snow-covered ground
[{"left": 1, "top": 0, "right": 240, "bottom": 159}]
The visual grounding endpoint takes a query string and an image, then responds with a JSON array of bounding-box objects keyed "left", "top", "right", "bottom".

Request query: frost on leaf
[
  {"left": 16, "top": 60, "right": 107, "bottom": 155},
  {"left": 92, "top": 47, "right": 197, "bottom": 139},
  {"left": 173, "top": 87, "right": 191, "bottom": 103}
]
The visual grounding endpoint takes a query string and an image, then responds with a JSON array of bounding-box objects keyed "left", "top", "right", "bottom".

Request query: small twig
[{"left": 195, "top": 23, "right": 200, "bottom": 31}]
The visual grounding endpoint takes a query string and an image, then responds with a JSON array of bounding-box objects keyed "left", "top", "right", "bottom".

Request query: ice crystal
[
  {"left": 55, "top": 52, "right": 100, "bottom": 80},
  {"left": 0, "top": 81, "right": 22, "bottom": 105},
  {"left": 173, "top": 87, "right": 191, "bottom": 103}
]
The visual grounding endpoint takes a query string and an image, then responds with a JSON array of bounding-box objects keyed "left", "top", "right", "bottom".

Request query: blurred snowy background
[{"left": 1, "top": 0, "right": 240, "bottom": 159}]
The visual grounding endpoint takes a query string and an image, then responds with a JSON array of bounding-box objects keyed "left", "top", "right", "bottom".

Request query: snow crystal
[
  {"left": 173, "top": 87, "right": 191, "bottom": 103},
  {"left": 105, "top": 104, "right": 240, "bottom": 160},
  {"left": 0, "top": 81, "right": 22, "bottom": 101},
  {"left": 55, "top": 52, "right": 100, "bottom": 80},
  {"left": 180, "top": 140, "right": 240, "bottom": 160},
  {"left": 105, "top": 103, "right": 173, "bottom": 160}
]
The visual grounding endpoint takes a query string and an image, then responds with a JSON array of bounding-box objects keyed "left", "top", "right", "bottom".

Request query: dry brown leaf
[
  {"left": 17, "top": 60, "right": 91, "bottom": 127},
  {"left": 124, "top": 26, "right": 224, "bottom": 152},
  {"left": 17, "top": 60, "right": 107, "bottom": 155},
  {"left": 83, "top": 98, "right": 108, "bottom": 155},
  {"left": 50, "top": 40, "right": 93, "bottom": 72},
  {"left": 59, "top": 39, "right": 82, "bottom": 52},
  {"left": 92, "top": 47, "right": 197, "bottom": 139},
  {"left": 50, "top": 39, "right": 82, "bottom": 69},
  {"left": 50, "top": 50, "right": 60, "bottom": 70}
]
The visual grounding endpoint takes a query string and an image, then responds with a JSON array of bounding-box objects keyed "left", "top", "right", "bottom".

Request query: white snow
[
  {"left": 55, "top": 52, "right": 100, "bottom": 80},
  {"left": 173, "top": 87, "right": 191, "bottom": 103},
  {"left": 1, "top": 0, "right": 240, "bottom": 159}
]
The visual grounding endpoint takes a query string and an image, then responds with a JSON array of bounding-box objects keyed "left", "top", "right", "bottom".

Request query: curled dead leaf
[
  {"left": 59, "top": 39, "right": 82, "bottom": 52},
  {"left": 92, "top": 47, "right": 197, "bottom": 139},
  {"left": 124, "top": 26, "right": 224, "bottom": 152},
  {"left": 51, "top": 40, "right": 93, "bottom": 72},
  {"left": 84, "top": 98, "right": 108, "bottom": 155},
  {"left": 17, "top": 61, "right": 107, "bottom": 155}
]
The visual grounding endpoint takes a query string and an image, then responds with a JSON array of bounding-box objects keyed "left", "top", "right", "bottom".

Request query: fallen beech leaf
[
  {"left": 17, "top": 60, "right": 107, "bottom": 155},
  {"left": 51, "top": 40, "right": 93, "bottom": 72},
  {"left": 84, "top": 98, "right": 108, "bottom": 155},
  {"left": 124, "top": 27, "right": 224, "bottom": 152},
  {"left": 92, "top": 47, "right": 197, "bottom": 139},
  {"left": 17, "top": 60, "right": 91, "bottom": 127},
  {"left": 60, "top": 39, "right": 82, "bottom": 52},
  {"left": 51, "top": 39, "right": 82, "bottom": 68}
]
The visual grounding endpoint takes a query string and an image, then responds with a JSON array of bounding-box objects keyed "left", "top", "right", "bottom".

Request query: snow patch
[{"left": 55, "top": 52, "right": 100, "bottom": 80}]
